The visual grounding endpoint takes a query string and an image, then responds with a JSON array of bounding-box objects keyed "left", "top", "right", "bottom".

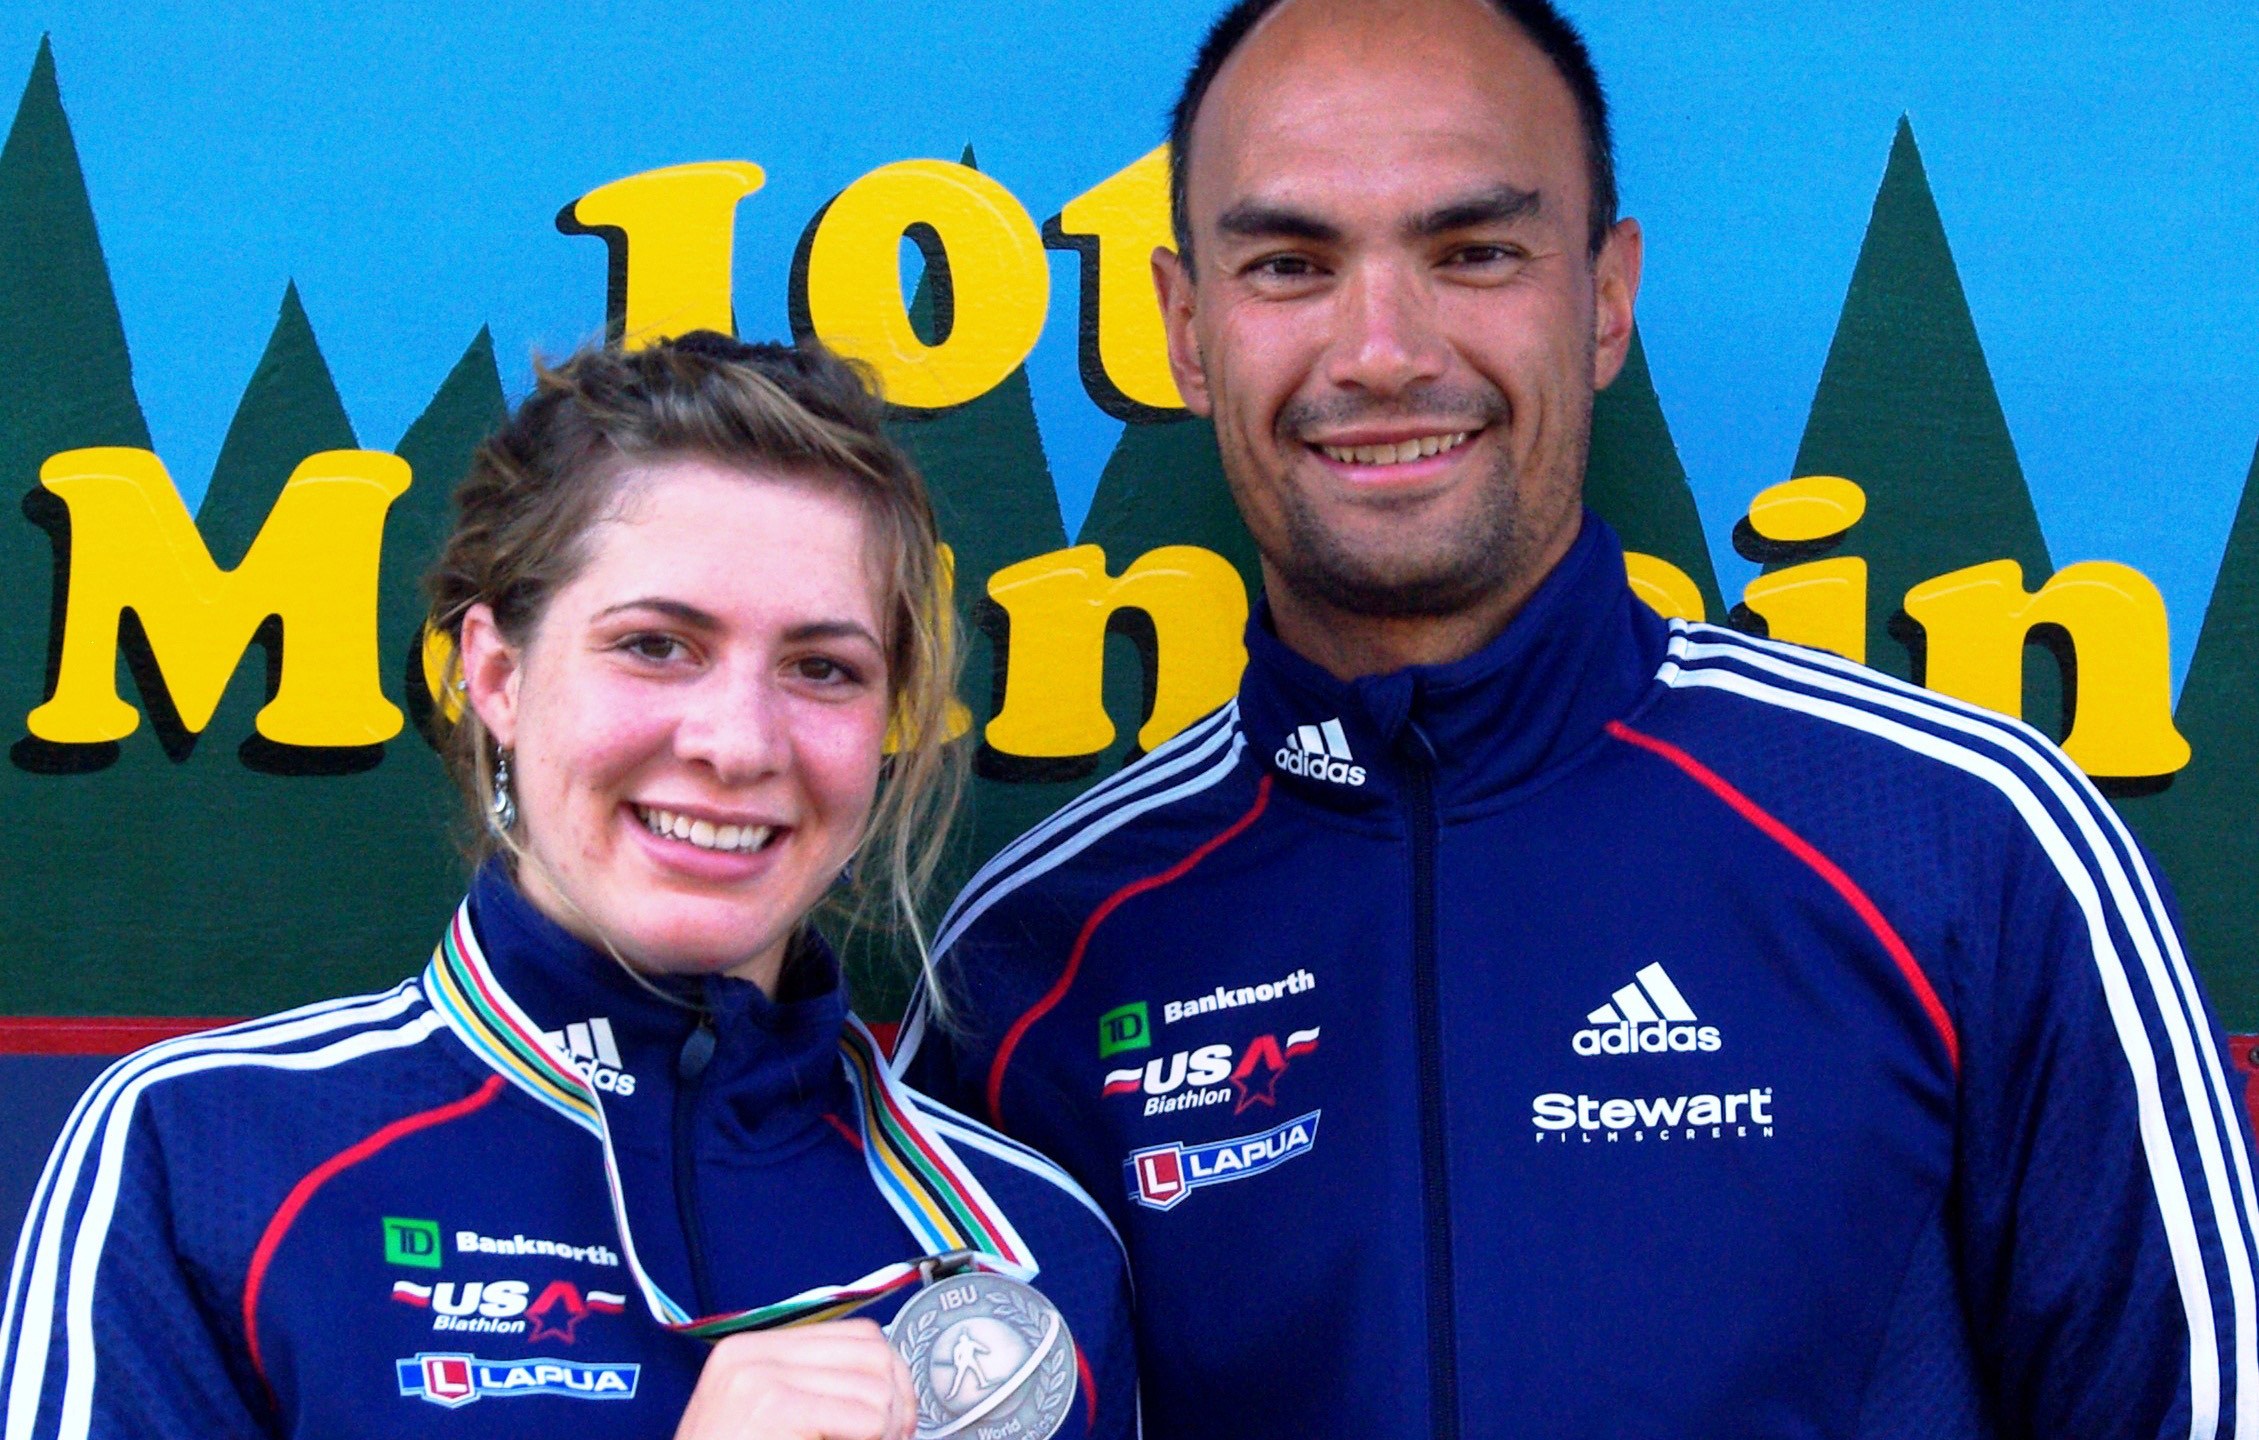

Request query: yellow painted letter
[
  {"left": 1901, "top": 559, "right": 2189, "bottom": 778},
  {"left": 1624, "top": 552, "right": 1706, "bottom": 622},
  {"left": 1047, "top": 145, "right": 1185, "bottom": 417},
  {"left": 561, "top": 161, "right": 766, "bottom": 349},
  {"left": 1740, "top": 558, "right": 1868, "bottom": 662},
  {"left": 985, "top": 545, "right": 1247, "bottom": 758},
  {"left": 796, "top": 160, "right": 1048, "bottom": 410},
  {"left": 29, "top": 447, "right": 411, "bottom": 747}
]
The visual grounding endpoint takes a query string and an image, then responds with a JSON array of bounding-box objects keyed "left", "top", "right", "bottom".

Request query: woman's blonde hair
[{"left": 425, "top": 331, "right": 964, "bottom": 992}]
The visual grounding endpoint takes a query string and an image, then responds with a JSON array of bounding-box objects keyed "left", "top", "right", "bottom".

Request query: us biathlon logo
[
  {"left": 1275, "top": 718, "right": 1366, "bottom": 787},
  {"left": 1574, "top": 963, "right": 1721, "bottom": 1056},
  {"left": 1102, "top": 1028, "right": 1320, "bottom": 1116},
  {"left": 538, "top": 1015, "right": 636, "bottom": 1096},
  {"left": 397, "top": 1352, "right": 639, "bottom": 1407},
  {"left": 1126, "top": 1110, "right": 1322, "bottom": 1210},
  {"left": 392, "top": 1278, "right": 628, "bottom": 1341}
]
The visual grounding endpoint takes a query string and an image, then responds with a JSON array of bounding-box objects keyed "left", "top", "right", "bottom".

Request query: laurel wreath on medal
[{"left": 896, "top": 1283, "right": 1074, "bottom": 1437}]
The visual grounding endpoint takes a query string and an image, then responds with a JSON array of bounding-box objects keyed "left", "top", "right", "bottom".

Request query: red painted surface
[
  {"left": 0, "top": 1017, "right": 242, "bottom": 1055},
  {"left": 2226, "top": 1035, "right": 2259, "bottom": 1139}
]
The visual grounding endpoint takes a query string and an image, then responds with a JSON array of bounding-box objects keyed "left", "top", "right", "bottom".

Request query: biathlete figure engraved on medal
[{"left": 942, "top": 1331, "right": 995, "bottom": 1401}]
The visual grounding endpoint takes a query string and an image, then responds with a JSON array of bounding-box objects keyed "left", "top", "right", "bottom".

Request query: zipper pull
[
  {"left": 1400, "top": 717, "right": 1439, "bottom": 771},
  {"left": 677, "top": 1020, "right": 716, "bottom": 1082}
]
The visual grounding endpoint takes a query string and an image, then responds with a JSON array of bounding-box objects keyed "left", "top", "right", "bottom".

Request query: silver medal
[{"left": 888, "top": 1270, "right": 1076, "bottom": 1440}]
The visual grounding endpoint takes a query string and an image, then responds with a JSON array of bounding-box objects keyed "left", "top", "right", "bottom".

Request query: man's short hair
[{"left": 1166, "top": 0, "right": 1618, "bottom": 265}]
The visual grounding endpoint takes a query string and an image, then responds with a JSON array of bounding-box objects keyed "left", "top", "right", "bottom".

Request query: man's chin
[{"left": 1275, "top": 550, "right": 1515, "bottom": 621}]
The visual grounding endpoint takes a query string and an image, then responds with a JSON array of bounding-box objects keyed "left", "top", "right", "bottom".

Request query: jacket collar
[
  {"left": 464, "top": 860, "right": 849, "bottom": 1144},
  {"left": 1236, "top": 512, "right": 1667, "bottom": 816}
]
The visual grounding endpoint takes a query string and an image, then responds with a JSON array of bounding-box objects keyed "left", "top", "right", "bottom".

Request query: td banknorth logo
[
  {"left": 1275, "top": 718, "right": 1366, "bottom": 787},
  {"left": 1574, "top": 963, "right": 1721, "bottom": 1057},
  {"left": 540, "top": 1016, "right": 636, "bottom": 1096}
]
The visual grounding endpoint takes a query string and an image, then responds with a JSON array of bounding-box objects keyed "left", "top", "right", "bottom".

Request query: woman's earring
[{"left": 490, "top": 750, "right": 518, "bottom": 833}]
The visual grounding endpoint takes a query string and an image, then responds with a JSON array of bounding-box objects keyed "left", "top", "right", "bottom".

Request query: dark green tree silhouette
[
  {"left": 0, "top": 37, "right": 163, "bottom": 1013},
  {"left": 1783, "top": 118, "right": 2058, "bottom": 727},
  {"left": 186, "top": 284, "right": 360, "bottom": 754},
  {"left": 835, "top": 148, "right": 1080, "bottom": 1012},
  {"left": 1078, "top": 417, "right": 1260, "bottom": 594},
  {"left": 386, "top": 328, "right": 505, "bottom": 712},
  {"left": 2128, "top": 439, "right": 2259, "bottom": 1027},
  {"left": 1586, "top": 325, "right": 1723, "bottom": 619},
  {"left": 0, "top": 38, "right": 150, "bottom": 730},
  {"left": 104, "top": 296, "right": 465, "bottom": 1015}
]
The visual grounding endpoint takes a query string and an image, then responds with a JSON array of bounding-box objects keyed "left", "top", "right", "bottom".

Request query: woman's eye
[
  {"left": 621, "top": 633, "right": 686, "bottom": 663},
  {"left": 793, "top": 656, "right": 862, "bottom": 685}
]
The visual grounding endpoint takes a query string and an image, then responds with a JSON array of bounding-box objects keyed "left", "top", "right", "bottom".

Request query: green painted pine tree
[
  {"left": 1587, "top": 325, "right": 1723, "bottom": 619},
  {"left": 1784, "top": 118, "right": 2057, "bottom": 726},
  {"left": 847, "top": 149, "right": 1080, "bottom": 1011},
  {"left": 0, "top": 38, "right": 163, "bottom": 1014},
  {"left": 385, "top": 328, "right": 504, "bottom": 726},
  {"left": 96, "top": 301, "right": 475, "bottom": 1015},
  {"left": 2128, "top": 439, "right": 2259, "bottom": 1026},
  {"left": 1078, "top": 417, "right": 1260, "bottom": 594}
]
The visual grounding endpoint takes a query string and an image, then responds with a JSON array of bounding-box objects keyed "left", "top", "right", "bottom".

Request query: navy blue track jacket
[
  {"left": 1, "top": 865, "right": 1134, "bottom": 1439},
  {"left": 900, "top": 515, "right": 2259, "bottom": 1439}
]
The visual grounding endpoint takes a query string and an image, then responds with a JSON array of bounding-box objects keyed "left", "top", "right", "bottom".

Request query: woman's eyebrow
[
  {"left": 782, "top": 619, "right": 882, "bottom": 647},
  {"left": 593, "top": 597, "right": 720, "bottom": 627}
]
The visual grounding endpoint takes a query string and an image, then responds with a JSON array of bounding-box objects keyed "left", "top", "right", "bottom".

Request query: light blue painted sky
[{"left": 2, "top": 0, "right": 2253, "bottom": 681}]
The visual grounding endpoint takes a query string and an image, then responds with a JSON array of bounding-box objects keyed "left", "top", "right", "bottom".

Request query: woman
[{"left": 2, "top": 333, "right": 1134, "bottom": 1440}]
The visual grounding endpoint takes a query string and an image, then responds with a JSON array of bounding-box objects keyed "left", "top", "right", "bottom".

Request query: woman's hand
[{"left": 673, "top": 1320, "right": 919, "bottom": 1440}]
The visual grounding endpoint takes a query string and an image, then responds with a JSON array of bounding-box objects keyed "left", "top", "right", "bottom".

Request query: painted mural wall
[{"left": 1, "top": 4, "right": 2256, "bottom": 1228}]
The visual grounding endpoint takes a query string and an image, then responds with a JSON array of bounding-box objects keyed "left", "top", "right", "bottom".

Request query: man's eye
[
  {"left": 1249, "top": 254, "right": 1320, "bottom": 279},
  {"left": 1446, "top": 244, "right": 1523, "bottom": 268}
]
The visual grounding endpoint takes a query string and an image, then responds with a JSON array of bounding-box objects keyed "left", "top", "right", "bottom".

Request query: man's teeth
[
  {"left": 637, "top": 807, "right": 773, "bottom": 855},
  {"left": 1318, "top": 431, "right": 1471, "bottom": 466}
]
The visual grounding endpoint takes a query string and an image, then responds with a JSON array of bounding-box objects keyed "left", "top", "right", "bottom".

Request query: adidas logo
[
  {"left": 1573, "top": 964, "right": 1721, "bottom": 1057},
  {"left": 539, "top": 1016, "right": 638, "bottom": 1095},
  {"left": 1275, "top": 718, "right": 1367, "bottom": 787}
]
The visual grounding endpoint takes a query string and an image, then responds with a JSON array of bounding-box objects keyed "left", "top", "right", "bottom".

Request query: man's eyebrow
[
  {"left": 1409, "top": 185, "right": 1542, "bottom": 238},
  {"left": 1213, "top": 200, "right": 1342, "bottom": 245}
]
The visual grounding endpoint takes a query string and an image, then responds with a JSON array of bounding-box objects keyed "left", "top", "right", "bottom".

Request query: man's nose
[
  {"left": 1323, "top": 260, "right": 1449, "bottom": 396},
  {"left": 676, "top": 661, "right": 785, "bottom": 782}
]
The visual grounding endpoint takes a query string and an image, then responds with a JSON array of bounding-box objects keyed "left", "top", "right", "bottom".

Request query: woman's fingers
[{"left": 674, "top": 1321, "right": 919, "bottom": 1440}]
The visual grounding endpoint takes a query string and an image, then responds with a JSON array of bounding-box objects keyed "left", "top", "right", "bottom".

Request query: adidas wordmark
[
  {"left": 1574, "top": 963, "right": 1721, "bottom": 1056},
  {"left": 1275, "top": 718, "right": 1367, "bottom": 787}
]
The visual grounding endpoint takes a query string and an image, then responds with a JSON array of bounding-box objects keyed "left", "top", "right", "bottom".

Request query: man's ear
[
  {"left": 456, "top": 603, "right": 523, "bottom": 750},
  {"left": 1590, "top": 217, "right": 1644, "bottom": 391},
  {"left": 1153, "top": 245, "right": 1213, "bottom": 417}
]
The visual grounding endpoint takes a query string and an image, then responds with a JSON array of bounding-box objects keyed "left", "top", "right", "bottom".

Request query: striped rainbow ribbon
[{"left": 422, "top": 899, "right": 1035, "bottom": 1338}]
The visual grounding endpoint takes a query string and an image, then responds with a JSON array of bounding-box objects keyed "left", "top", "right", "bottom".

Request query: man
[{"left": 898, "top": 0, "right": 2259, "bottom": 1434}]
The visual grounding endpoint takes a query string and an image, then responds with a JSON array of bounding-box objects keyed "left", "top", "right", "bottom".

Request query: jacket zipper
[
  {"left": 1402, "top": 722, "right": 1459, "bottom": 1440},
  {"left": 673, "top": 1012, "right": 719, "bottom": 1320}
]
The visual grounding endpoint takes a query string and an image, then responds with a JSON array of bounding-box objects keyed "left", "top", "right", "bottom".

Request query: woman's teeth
[
  {"left": 636, "top": 806, "right": 773, "bottom": 855},
  {"left": 1318, "top": 431, "right": 1471, "bottom": 466}
]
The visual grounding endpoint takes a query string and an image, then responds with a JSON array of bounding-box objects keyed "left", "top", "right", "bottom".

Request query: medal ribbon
[{"left": 422, "top": 901, "right": 1035, "bottom": 1339}]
